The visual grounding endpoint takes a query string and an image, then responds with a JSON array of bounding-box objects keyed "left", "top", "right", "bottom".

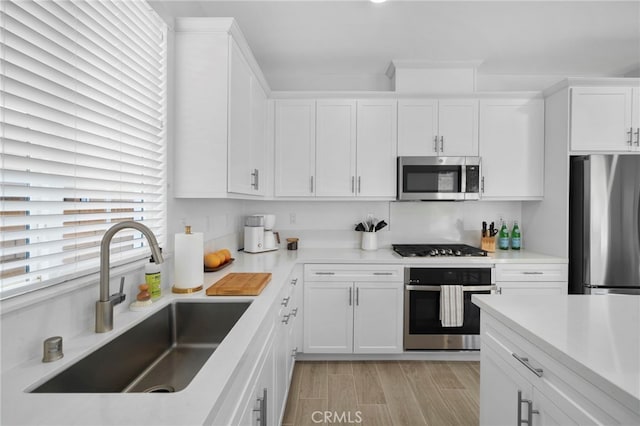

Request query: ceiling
[{"left": 149, "top": 1, "right": 640, "bottom": 91}]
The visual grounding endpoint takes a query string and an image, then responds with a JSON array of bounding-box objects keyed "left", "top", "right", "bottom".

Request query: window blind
[{"left": 0, "top": 0, "right": 167, "bottom": 299}]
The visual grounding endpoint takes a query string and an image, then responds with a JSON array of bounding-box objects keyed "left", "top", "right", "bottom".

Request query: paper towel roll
[{"left": 173, "top": 230, "right": 203, "bottom": 291}]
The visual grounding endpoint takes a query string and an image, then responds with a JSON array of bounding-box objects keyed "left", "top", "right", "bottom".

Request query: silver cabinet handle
[
  {"left": 481, "top": 176, "right": 485, "bottom": 193},
  {"left": 355, "top": 287, "right": 359, "bottom": 306},
  {"left": 281, "top": 297, "right": 290, "bottom": 307},
  {"left": 433, "top": 135, "right": 438, "bottom": 153},
  {"left": 635, "top": 128, "right": 639, "bottom": 146},
  {"left": 440, "top": 135, "right": 444, "bottom": 152},
  {"left": 522, "top": 271, "right": 544, "bottom": 275},
  {"left": 310, "top": 176, "right": 314, "bottom": 193},
  {"left": 290, "top": 278, "right": 298, "bottom": 286},
  {"left": 373, "top": 272, "right": 393, "bottom": 276},
  {"left": 351, "top": 176, "right": 355, "bottom": 193},
  {"left": 348, "top": 287, "right": 352, "bottom": 306},
  {"left": 290, "top": 307, "right": 298, "bottom": 317},
  {"left": 513, "top": 353, "right": 543, "bottom": 377},
  {"left": 357, "top": 176, "right": 361, "bottom": 194},
  {"left": 251, "top": 169, "right": 259, "bottom": 190},
  {"left": 496, "top": 287, "right": 502, "bottom": 294},
  {"left": 291, "top": 347, "right": 298, "bottom": 357},
  {"left": 253, "top": 388, "right": 267, "bottom": 426},
  {"left": 282, "top": 313, "right": 291, "bottom": 324},
  {"left": 315, "top": 271, "right": 335, "bottom": 275},
  {"left": 628, "top": 127, "right": 634, "bottom": 146},
  {"left": 518, "top": 390, "right": 539, "bottom": 426}
]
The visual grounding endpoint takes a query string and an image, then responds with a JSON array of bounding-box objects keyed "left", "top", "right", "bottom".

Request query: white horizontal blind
[{"left": 0, "top": 0, "right": 167, "bottom": 299}]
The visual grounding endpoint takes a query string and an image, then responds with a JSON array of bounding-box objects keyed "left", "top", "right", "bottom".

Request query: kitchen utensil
[
  {"left": 355, "top": 223, "right": 366, "bottom": 232},
  {"left": 482, "top": 221, "right": 487, "bottom": 237},
  {"left": 206, "top": 273, "right": 272, "bottom": 296},
  {"left": 374, "top": 220, "right": 388, "bottom": 232}
]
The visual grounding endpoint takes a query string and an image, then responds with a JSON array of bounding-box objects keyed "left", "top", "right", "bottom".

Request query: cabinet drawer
[
  {"left": 496, "top": 263, "right": 567, "bottom": 282},
  {"left": 304, "top": 264, "right": 403, "bottom": 282}
]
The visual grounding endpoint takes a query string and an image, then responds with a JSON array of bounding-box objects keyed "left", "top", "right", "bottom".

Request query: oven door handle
[{"left": 405, "top": 285, "right": 496, "bottom": 292}]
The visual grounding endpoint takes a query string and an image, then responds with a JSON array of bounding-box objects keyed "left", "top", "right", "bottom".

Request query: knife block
[{"left": 481, "top": 236, "right": 496, "bottom": 253}]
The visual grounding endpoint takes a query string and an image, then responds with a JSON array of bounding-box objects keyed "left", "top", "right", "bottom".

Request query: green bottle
[
  {"left": 498, "top": 221, "right": 510, "bottom": 250},
  {"left": 511, "top": 221, "right": 521, "bottom": 250}
]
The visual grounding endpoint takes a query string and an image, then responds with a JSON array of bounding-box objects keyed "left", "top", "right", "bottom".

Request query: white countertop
[
  {"left": 1, "top": 247, "right": 566, "bottom": 425},
  {"left": 472, "top": 294, "right": 640, "bottom": 415}
]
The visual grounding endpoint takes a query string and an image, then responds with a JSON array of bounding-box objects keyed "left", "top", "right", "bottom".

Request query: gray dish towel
[{"left": 440, "top": 285, "right": 464, "bottom": 327}]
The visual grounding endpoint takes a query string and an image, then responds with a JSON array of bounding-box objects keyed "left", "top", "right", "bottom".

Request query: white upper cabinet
[
  {"left": 228, "top": 39, "right": 262, "bottom": 195},
  {"left": 479, "top": 98, "right": 544, "bottom": 199},
  {"left": 356, "top": 99, "right": 398, "bottom": 198},
  {"left": 274, "top": 99, "right": 396, "bottom": 198},
  {"left": 398, "top": 99, "right": 478, "bottom": 156},
  {"left": 173, "top": 18, "right": 269, "bottom": 198},
  {"left": 570, "top": 87, "right": 640, "bottom": 152},
  {"left": 274, "top": 100, "right": 316, "bottom": 197},
  {"left": 315, "top": 100, "right": 357, "bottom": 197}
]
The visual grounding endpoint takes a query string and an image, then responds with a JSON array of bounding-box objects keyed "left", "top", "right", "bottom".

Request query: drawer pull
[
  {"left": 281, "top": 297, "right": 290, "bottom": 307},
  {"left": 522, "top": 271, "right": 544, "bottom": 275},
  {"left": 513, "top": 353, "right": 543, "bottom": 377},
  {"left": 290, "top": 278, "right": 298, "bottom": 285},
  {"left": 282, "top": 314, "right": 291, "bottom": 324},
  {"left": 290, "top": 308, "right": 298, "bottom": 317},
  {"left": 315, "top": 272, "right": 335, "bottom": 275},
  {"left": 373, "top": 272, "right": 393, "bottom": 276}
]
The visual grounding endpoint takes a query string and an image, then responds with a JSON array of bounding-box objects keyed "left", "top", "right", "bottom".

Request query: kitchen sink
[{"left": 30, "top": 301, "right": 251, "bottom": 393}]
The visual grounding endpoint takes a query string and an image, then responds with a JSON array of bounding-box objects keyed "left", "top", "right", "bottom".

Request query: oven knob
[
  {"left": 446, "top": 249, "right": 453, "bottom": 256},
  {"left": 429, "top": 250, "right": 438, "bottom": 256},
  {"left": 439, "top": 249, "right": 446, "bottom": 255},
  {"left": 454, "top": 250, "right": 462, "bottom": 256}
]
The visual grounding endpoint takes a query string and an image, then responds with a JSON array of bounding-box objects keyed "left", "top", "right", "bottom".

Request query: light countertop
[
  {"left": 1, "top": 247, "right": 566, "bottom": 425},
  {"left": 472, "top": 294, "right": 640, "bottom": 416}
]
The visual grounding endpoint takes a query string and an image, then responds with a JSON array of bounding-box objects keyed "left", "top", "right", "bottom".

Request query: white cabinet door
[
  {"left": 570, "top": 87, "right": 634, "bottom": 152},
  {"left": 353, "top": 282, "right": 403, "bottom": 353},
  {"left": 303, "top": 281, "right": 353, "bottom": 353},
  {"left": 249, "top": 77, "right": 267, "bottom": 195},
  {"left": 480, "top": 345, "right": 533, "bottom": 426},
  {"left": 275, "top": 100, "right": 316, "bottom": 196},
  {"left": 356, "top": 100, "right": 397, "bottom": 197},
  {"left": 438, "top": 99, "right": 479, "bottom": 156},
  {"left": 479, "top": 98, "right": 544, "bottom": 199},
  {"left": 397, "top": 99, "right": 439, "bottom": 156},
  {"left": 633, "top": 87, "right": 640, "bottom": 152},
  {"left": 315, "top": 100, "right": 357, "bottom": 196},
  {"left": 228, "top": 39, "right": 253, "bottom": 195}
]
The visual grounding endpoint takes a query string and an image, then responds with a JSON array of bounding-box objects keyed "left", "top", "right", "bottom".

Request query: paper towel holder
[{"left": 172, "top": 225, "right": 204, "bottom": 294}]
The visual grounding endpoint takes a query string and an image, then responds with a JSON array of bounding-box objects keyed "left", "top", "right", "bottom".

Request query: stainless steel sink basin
[{"left": 30, "top": 301, "right": 251, "bottom": 393}]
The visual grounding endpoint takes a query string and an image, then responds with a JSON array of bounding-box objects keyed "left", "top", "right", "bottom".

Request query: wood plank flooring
[{"left": 282, "top": 361, "right": 480, "bottom": 426}]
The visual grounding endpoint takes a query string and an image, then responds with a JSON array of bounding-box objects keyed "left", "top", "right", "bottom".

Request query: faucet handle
[{"left": 109, "top": 276, "right": 127, "bottom": 306}]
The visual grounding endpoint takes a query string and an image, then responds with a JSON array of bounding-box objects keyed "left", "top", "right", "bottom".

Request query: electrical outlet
[{"left": 289, "top": 213, "right": 296, "bottom": 225}]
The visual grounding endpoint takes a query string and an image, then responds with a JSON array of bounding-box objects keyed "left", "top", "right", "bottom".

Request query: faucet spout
[{"left": 96, "top": 221, "right": 163, "bottom": 333}]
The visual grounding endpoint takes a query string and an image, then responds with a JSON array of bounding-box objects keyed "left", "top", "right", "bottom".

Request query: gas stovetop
[{"left": 392, "top": 244, "right": 488, "bottom": 258}]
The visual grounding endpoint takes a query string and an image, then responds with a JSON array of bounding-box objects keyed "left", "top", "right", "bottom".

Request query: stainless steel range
[{"left": 393, "top": 244, "right": 494, "bottom": 351}]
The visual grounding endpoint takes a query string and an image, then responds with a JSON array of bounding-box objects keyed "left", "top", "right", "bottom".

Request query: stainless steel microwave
[{"left": 397, "top": 156, "right": 481, "bottom": 201}]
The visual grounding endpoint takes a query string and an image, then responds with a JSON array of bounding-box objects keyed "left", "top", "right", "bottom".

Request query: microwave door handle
[{"left": 461, "top": 164, "right": 467, "bottom": 193}]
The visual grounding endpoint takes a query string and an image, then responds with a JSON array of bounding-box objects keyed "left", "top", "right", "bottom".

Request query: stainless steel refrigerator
[{"left": 569, "top": 155, "right": 640, "bottom": 295}]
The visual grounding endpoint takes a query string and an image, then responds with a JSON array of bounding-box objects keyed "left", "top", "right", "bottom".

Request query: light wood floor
[{"left": 282, "top": 361, "right": 480, "bottom": 426}]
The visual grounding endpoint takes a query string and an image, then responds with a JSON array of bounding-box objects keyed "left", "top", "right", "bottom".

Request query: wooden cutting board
[{"left": 206, "top": 273, "right": 272, "bottom": 296}]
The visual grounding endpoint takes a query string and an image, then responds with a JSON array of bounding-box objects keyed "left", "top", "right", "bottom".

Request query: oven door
[{"left": 404, "top": 285, "right": 493, "bottom": 350}]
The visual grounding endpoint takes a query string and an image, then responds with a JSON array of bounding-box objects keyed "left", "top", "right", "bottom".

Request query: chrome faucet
[{"left": 96, "top": 221, "right": 164, "bottom": 333}]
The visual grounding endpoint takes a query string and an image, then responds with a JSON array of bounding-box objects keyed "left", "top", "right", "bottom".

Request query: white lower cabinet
[
  {"left": 303, "top": 264, "right": 403, "bottom": 354},
  {"left": 212, "top": 268, "right": 302, "bottom": 426},
  {"left": 480, "top": 314, "right": 636, "bottom": 426},
  {"left": 496, "top": 263, "right": 568, "bottom": 295}
]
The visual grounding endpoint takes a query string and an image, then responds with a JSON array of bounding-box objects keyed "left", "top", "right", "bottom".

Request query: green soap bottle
[
  {"left": 498, "top": 221, "right": 510, "bottom": 250},
  {"left": 511, "top": 221, "right": 521, "bottom": 250}
]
